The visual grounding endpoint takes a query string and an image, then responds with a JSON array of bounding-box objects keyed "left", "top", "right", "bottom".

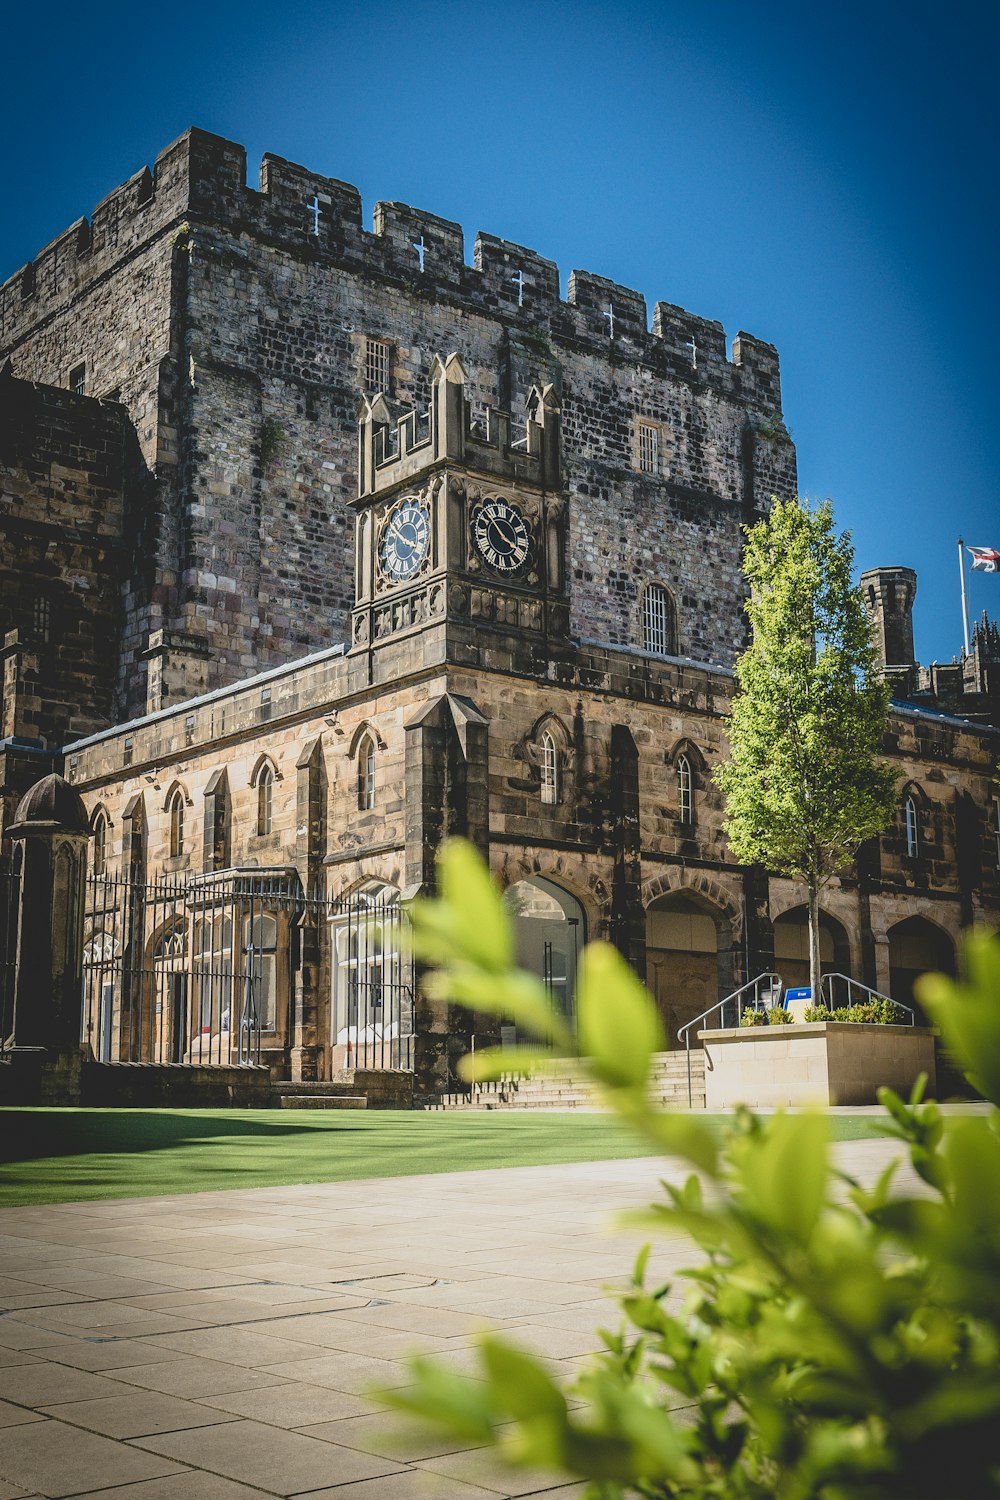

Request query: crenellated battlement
[
  {"left": 1, "top": 128, "right": 784, "bottom": 412},
  {"left": 0, "top": 130, "right": 245, "bottom": 346}
]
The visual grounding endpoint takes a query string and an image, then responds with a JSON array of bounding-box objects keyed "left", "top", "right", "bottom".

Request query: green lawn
[{"left": 0, "top": 1109, "right": 888, "bottom": 1208}]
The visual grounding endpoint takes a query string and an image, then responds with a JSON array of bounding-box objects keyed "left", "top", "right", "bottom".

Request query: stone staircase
[
  {"left": 271, "top": 1081, "right": 369, "bottom": 1109},
  {"left": 423, "top": 1049, "right": 706, "bottom": 1111},
  {"left": 270, "top": 1069, "right": 413, "bottom": 1110}
]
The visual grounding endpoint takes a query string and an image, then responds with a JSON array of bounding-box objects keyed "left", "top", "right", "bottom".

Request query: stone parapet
[{"left": 701, "top": 1022, "right": 938, "bottom": 1108}]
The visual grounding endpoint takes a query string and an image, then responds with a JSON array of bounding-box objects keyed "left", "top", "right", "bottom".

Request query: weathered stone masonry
[
  {"left": 1, "top": 126, "right": 996, "bottom": 1099},
  {"left": 0, "top": 371, "right": 154, "bottom": 826},
  {"left": 0, "top": 127, "right": 796, "bottom": 722}
]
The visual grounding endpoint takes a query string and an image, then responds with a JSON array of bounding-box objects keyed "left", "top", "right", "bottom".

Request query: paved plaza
[{"left": 0, "top": 1137, "right": 906, "bottom": 1499}]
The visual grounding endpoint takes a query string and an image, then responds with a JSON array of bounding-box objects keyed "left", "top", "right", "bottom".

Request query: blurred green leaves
[{"left": 385, "top": 839, "right": 1000, "bottom": 1500}]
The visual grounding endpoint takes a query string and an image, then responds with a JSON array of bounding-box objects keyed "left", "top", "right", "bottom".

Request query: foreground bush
[{"left": 381, "top": 840, "right": 1000, "bottom": 1500}]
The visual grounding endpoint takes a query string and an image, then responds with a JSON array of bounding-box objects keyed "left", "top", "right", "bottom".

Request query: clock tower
[{"left": 350, "top": 353, "right": 568, "bottom": 678}]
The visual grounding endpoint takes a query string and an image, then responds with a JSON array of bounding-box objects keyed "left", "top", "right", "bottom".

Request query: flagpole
[{"left": 958, "top": 537, "right": 971, "bottom": 656}]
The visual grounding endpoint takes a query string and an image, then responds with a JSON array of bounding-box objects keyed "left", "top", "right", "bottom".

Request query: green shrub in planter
[
  {"left": 766, "top": 1006, "right": 792, "bottom": 1025},
  {"left": 383, "top": 840, "right": 1000, "bottom": 1500},
  {"left": 803, "top": 1004, "right": 834, "bottom": 1021},
  {"left": 739, "top": 1009, "right": 768, "bottom": 1027}
]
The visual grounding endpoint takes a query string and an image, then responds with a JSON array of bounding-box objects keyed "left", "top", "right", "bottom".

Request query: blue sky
[{"left": 2, "top": 0, "right": 996, "bottom": 665}]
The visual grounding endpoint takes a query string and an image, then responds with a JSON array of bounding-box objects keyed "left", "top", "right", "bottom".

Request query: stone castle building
[{"left": 1, "top": 127, "right": 997, "bottom": 1093}]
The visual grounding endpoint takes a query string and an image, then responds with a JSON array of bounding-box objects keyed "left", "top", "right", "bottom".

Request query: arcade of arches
[
  {"left": 639, "top": 898, "right": 960, "bottom": 1044},
  {"left": 772, "top": 906, "right": 852, "bottom": 991},
  {"left": 503, "top": 877, "right": 584, "bottom": 1023},
  {"left": 888, "top": 916, "right": 956, "bottom": 1023},
  {"left": 645, "top": 891, "right": 735, "bottom": 1047}
]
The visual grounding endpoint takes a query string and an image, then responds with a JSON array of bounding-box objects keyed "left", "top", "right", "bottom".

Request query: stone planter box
[{"left": 699, "top": 1022, "right": 937, "bottom": 1109}]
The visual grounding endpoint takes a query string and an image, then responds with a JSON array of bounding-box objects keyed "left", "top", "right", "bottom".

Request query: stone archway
[
  {"left": 772, "top": 905, "right": 852, "bottom": 993},
  {"left": 888, "top": 916, "right": 956, "bottom": 1024},
  {"left": 644, "top": 889, "right": 734, "bottom": 1047},
  {"left": 502, "top": 877, "right": 585, "bottom": 1024}
]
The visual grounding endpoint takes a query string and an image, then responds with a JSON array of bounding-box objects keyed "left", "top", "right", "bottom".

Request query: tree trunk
[{"left": 807, "top": 884, "right": 822, "bottom": 1005}]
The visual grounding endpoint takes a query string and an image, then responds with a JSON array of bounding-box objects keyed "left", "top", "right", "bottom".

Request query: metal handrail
[
  {"left": 819, "top": 972, "right": 914, "bottom": 1024},
  {"left": 678, "top": 972, "right": 784, "bottom": 1107}
]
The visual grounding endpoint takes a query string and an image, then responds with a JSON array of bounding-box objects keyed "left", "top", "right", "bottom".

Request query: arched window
[
  {"left": 193, "top": 914, "right": 234, "bottom": 1048},
  {"left": 677, "top": 755, "right": 693, "bottom": 825},
  {"left": 167, "top": 787, "right": 185, "bottom": 858},
  {"left": 331, "top": 883, "right": 410, "bottom": 1069},
  {"left": 92, "top": 810, "right": 108, "bottom": 875},
  {"left": 257, "top": 764, "right": 273, "bottom": 836},
  {"left": 642, "top": 583, "right": 677, "bottom": 656},
  {"left": 244, "top": 915, "right": 278, "bottom": 1032},
  {"left": 358, "top": 735, "right": 376, "bottom": 810},
  {"left": 540, "top": 731, "right": 559, "bottom": 805},
  {"left": 904, "top": 795, "right": 920, "bottom": 858}
]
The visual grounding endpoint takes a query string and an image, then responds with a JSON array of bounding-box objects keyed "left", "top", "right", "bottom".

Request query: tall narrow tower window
[
  {"left": 69, "top": 363, "right": 86, "bottom": 396},
  {"left": 365, "top": 339, "right": 390, "bottom": 393},
  {"left": 257, "top": 765, "right": 274, "bottom": 836},
  {"left": 33, "top": 597, "right": 51, "bottom": 642},
  {"left": 642, "top": 583, "right": 676, "bottom": 656},
  {"left": 677, "top": 755, "right": 693, "bottom": 825},
  {"left": 540, "top": 731, "right": 559, "bottom": 805},
  {"left": 168, "top": 788, "right": 185, "bottom": 858},
  {"left": 358, "top": 736, "right": 376, "bottom": 811},
  {"left": 904, "top": 795, "right": 920, "bottom": 859},
  {"left": 92, "top": 811, "right": 108, "bottom": 876},
  {"left": 638, "top": 423, "right": 659, "bottom": 475}
]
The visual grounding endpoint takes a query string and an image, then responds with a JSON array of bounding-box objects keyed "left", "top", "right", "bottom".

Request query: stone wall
[
  {"left": 0, "top": 372, "right": 152, "bottom": 832},
  {"left": 701, "top": 1022, "right": 938, "bottom": 1108},
  {"left": 1, "top": 128, "right": 797, "bottom": 717},
  {"left": 62, "top": 620, "right": 999, "bottom": 1076}
]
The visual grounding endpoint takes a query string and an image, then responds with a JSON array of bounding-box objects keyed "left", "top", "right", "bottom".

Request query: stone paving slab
[{"left": 0, "top": 1140, "right": 905, "bottom": 1498}]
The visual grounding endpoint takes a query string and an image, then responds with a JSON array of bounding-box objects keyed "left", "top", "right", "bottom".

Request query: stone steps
[
  {"left": 278, "top": 1094, "right": 367, "bottom": 1109},
  {"left": 269, "top": 1070, "right": 412, "bottom": 1110},
  {"left": 424, "top": 1050, "right": 707, "bottom": 1111}
]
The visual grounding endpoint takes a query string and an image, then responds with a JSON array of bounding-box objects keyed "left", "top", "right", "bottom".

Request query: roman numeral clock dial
[
  {"left": 378, "top": 498, "right": 431, "bottom": 584},
  {"left": 471, "top": 498, "right": 531, "bottom": 574}
]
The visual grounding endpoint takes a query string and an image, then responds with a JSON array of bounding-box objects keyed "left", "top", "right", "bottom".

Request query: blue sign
[{"left": 785, "top": 987, "right": 812, "bottom": 1002}]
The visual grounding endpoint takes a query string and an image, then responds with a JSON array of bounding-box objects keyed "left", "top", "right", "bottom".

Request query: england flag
[{"left": 968, "top": 546, "right": 1000, "bottom": 573}]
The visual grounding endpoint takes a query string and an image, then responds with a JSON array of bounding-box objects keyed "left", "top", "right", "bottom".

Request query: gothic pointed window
[
  {"left": 904, "top": 795, "right": 919, "bottom": 859},
  {"left": 677, "top": 755, "right": 693, "bottom": 825},
  {"left": 244, "top": 915, "right": 278, "bottom": 1032},
  {"left": 358, "top": 735, "right": 376, "bottom": 811},
  {"left": 257, "top": 764, "right": 274, "bottom": 836},
  {"left": 167, "top": 787, "right": 185, "bottom": 858},
  {"left": 92, "top": 810, "right": 108, "bottom": 876},
  {"left": 642, "top": 583, "right": 677, "bottom": 656},
  {"left": 540, "top": 731, "right": 559, "bottom": 805}
]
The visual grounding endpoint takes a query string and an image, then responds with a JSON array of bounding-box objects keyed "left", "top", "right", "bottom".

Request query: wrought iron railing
[
  {"left": 81, "top": 868, "right": 328, "bottom": 1069},
  {"left": 819, "top": 972, "right": 914, "bottom": 1022},
  {"left": 0, "top": 865, "right": 21, "bottom": 1059},
  {"left": 677, "top": 973, "right": 784, "bottom": 1107},
  {"left": 328, "top": 889, "right": 414, "bottom": 1071}
]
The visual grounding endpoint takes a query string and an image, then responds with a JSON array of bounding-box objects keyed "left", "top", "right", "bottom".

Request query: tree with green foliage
[
  {"left": 378, "top": 840, "right": 1000, "bottom": 1500},
  {"left": 715, "top": 498, "right": 898, "bottom": 1000}
]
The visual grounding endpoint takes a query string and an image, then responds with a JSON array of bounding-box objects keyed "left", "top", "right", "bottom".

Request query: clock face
[
  {"left": 471, "top": 498, "right": 531, "bottom": 574},
  {"left": 379, "top": 499, "right": 430, "bottom": 583}
]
